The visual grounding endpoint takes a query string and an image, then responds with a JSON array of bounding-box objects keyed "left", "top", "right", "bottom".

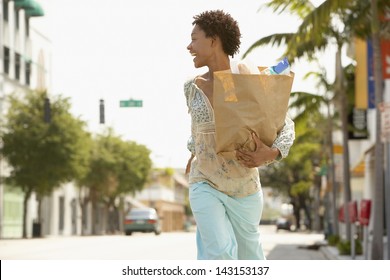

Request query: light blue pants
[{"left": 189, "top": 181, "right": 265, "bottom": 260}]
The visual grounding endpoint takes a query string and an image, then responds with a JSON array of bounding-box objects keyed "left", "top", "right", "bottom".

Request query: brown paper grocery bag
[{"left": 213, "top": 68, "right": 294, "bottom": 159}]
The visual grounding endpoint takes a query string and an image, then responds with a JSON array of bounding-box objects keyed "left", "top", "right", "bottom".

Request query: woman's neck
[{"left": 206, "top": 55, "right": 230, "bottom": 81}]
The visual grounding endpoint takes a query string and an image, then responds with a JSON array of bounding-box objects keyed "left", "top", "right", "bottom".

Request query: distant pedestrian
[{"left": 184, "top": 10, "right": 295, "bottom": 260}]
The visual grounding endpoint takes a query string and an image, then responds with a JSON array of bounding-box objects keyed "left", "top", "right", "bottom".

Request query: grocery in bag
[{"left": 213, "top": 58, "right": 294, "bottom": 160}]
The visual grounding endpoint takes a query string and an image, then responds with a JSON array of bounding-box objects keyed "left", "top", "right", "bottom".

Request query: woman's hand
[
  {"left": 185, "top": 154, "right": 195, "bottom": 175},
  {"left": 236, "top": 133, "right": 280, "bottom": 168}
]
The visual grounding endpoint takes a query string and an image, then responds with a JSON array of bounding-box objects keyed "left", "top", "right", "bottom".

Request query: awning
[
  {"left": 14, "top": 0, "right": 35, "bottom": 9},
  {"left": 14, "top": 0, "right": 44, "bottom": 17}
]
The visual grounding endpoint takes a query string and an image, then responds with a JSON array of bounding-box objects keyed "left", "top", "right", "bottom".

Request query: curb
[
  {"left": 320, "top": 245, "right": 340, "bottom": 260},
  {"left": 320, "top": 245, "right": 365, "bottom": 260}
]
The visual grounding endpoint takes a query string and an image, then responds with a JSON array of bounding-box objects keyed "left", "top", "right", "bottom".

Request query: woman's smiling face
[{"left": 187, "top": 25, "right": 214, "bottom": 68}]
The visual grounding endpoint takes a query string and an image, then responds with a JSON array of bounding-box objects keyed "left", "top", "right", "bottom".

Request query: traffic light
[
  {"left": 44, "top": 97, "right": 51, "bottom": 123},
  {"left": 99, "top": 99, "right": 105, "bottom": 124}
]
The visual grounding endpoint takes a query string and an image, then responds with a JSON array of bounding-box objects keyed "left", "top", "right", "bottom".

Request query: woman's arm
[
  {"left": 271, "top": 116, "right": 295, "bottom": 160},
  {"left": 236, "top": 116, "right": 295, "bottom": 168}
]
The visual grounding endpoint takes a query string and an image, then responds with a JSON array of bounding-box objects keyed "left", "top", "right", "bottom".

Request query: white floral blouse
[{"left": 184, "top": 78, "right": 295, "bottom": 197}]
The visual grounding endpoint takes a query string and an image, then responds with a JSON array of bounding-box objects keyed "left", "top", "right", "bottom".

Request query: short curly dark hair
[{"left": 192, "top": 10, "right": 241, "bottom": 57}]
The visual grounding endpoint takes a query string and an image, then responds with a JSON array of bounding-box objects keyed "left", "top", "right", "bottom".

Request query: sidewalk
[
  {"left": 320, "top": 241, "right": 388, "bottom": 260},
  {"left": 261, "top": 229, "right": 329, "bottom": 260},
  {"left": 267, "top": 243, "right": 328, "bottom": 260},
  {"left": 267, "top": 239, "right": 367, "bottom": 260},
  {"left": 263, "top": 230, "right": 384, "bottom": 260}
]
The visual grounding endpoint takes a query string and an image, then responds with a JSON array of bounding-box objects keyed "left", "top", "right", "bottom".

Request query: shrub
[
  {"left": 337, "top": 239, "right": 363, "bottom": 255},
  {"left": 327, "top": 235, "right": 340, "bottom": 246}
]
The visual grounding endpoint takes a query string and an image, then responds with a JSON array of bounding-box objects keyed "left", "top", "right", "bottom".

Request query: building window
[
  {"left": 15, "top": 52, "right": 21, "bottom": 80},
  {"left": 3, "top": 47, "right": 10, "bottom": 75},
  {"left": 3, "top": 0, "right": 9, "bottom": 22},
  {"left": 25, "top": 60, "right": 31, "bottom": 85}
]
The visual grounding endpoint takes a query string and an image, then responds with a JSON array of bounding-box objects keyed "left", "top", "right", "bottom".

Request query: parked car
[
  {"left": 276, "top": 217, "right": 293, "bottom": 231},
  {"left": 124, "top": 208, "right": 161, "bottom": 236}
]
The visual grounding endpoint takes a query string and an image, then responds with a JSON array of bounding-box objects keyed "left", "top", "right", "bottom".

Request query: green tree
[
  {"left": 260, "top": 112, "right": 323, "bottom": 230},
  {"left": 1, "top": 91, "right": 92, "bottom": 238},
  {"left": 289, "top": 68, "right": 340, "bottom": 233},
  {"left": 291, "top": 63, "right": 360, "bottom": 234},
  {"left": 78, "top": 129, "right": 152, "bottom": 235}
]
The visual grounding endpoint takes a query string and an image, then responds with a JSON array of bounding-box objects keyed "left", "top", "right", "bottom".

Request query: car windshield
[{"left": 127, "top": 209, "right": 156, "bottom": 218}]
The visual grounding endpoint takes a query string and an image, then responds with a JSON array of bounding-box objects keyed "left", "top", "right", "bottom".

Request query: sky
[{"left": 30, "top": 0, "right": 334, "bottom": 169}]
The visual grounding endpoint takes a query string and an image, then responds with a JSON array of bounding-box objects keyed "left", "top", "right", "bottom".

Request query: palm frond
[
  {"left": 262, "top": 0, "right": 315, "bottom": 19},
  {"left": 288, "top": 0, "right": 352, "bottom": 51},
  {"left": 288, "top": 36, "right": 330, "bottom": 59},
  {"left": 290, "top": 91, "right": 327, "bottom": 106},
  {"left": 289, "top": 91, "right": 328, "bottom": 123},
  {"left": 242, "top": 33, "right": 293, "bottom": 59}
]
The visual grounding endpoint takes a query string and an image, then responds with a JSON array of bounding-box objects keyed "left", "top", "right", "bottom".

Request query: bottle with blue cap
[{"left": 260, "top": 57, "right": 290, "bottom": 75}]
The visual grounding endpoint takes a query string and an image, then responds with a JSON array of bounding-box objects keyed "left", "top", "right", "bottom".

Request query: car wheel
[
  {"left": 155, "top": 231, "right": 161, "bottom": 235},
  {"left": 125, "top": 231, "right": 132, "bottom": 236}
]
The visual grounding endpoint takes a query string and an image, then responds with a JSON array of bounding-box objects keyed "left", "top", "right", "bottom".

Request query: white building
[{"left": 0, "top": 0, "right": 51, "bottom": 238}]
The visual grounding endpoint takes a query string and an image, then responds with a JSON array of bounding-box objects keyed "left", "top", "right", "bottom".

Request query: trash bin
[{"left": 32, "top": 222, "right": 41, "bottom": 238}]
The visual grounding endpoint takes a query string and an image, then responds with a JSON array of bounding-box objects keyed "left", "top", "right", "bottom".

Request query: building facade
[
  {"left": 0, "top": 0, "right": 50, "bottom": 238},
  {"left": 331, "top": 34, "right": 390, "bottom": 258}
]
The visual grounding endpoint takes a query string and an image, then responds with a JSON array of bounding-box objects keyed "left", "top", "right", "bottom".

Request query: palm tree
[
  {"left": 244, "top": 0, "right": 354, "bottom": 242},
  {"left": 289, "top": 65, "right": 340, "bottom": 235},
  {"left": 244, "top": 0, "right": 389, "bottom": 256},
  {"left": 259, "top": 116, "right": 323, "bottom": 231},
  {"left": 369, "top": 0, "right": 385, "bottom": 260}
]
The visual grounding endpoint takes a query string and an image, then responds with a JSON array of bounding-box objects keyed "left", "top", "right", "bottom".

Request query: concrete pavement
[
  {"left": 260, "top": 225, "right": 329, "bottom": 260},
  {"left": 267, "top": 242, "right": 327, "bottom": 260},
  {"left": 0, "top": 225, "right": 333, "bottom": 260}
]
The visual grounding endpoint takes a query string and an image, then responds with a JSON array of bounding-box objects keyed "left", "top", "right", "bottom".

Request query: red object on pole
[
  {"left": 348, "top": 201, "right": 358, "bottom": 223},
  {"left": 338, "top": 206, "right": 345, "bottom": 223},
  {"left": 359, "top": 199, "right": 372, "bottom": 226},
  {"left": 381, "top": 40, "right": 390, "bottom": 79}
]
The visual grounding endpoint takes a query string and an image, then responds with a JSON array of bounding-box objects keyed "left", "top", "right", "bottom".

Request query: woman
[{"left": 185, "top": 10, "right": 295, "bottom": 260}]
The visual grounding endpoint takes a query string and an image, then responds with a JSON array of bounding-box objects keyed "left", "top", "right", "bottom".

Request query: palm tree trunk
[
  {"left": 327, "top": 101, "right": 339, "bottom": 236},
  {"left": 370, "top": 0, "right": 384, "bottom": 260},
  {"left": 336, "top": 47, "right": 352, "bottom": 242}
]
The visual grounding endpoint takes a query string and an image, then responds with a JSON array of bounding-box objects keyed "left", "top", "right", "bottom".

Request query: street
[{"left": 0, "top": 225, "right": 326, "bottom": 260}]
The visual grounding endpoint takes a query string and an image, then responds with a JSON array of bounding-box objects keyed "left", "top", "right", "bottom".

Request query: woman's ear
[{"left": 211, "top": 36, "right": 220, "bottom": 48}]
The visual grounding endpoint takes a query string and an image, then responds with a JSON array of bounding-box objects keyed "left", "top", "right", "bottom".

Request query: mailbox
[
  {"left": 359, "top": 199, "right": 371, "bottom": 226},
  {"left": 338, "top": 206, "right": 345, "bottom": 223},
  {"left": 348, "top": 201, "right": 358, "bottom": 223},
  {"left": 338, "top": 202, "right": 358, "bottom": 223}
]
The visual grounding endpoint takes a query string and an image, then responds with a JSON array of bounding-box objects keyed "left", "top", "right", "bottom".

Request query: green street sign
[{"left": 120, "top": 99, "right": 143, "bottom": 108}]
